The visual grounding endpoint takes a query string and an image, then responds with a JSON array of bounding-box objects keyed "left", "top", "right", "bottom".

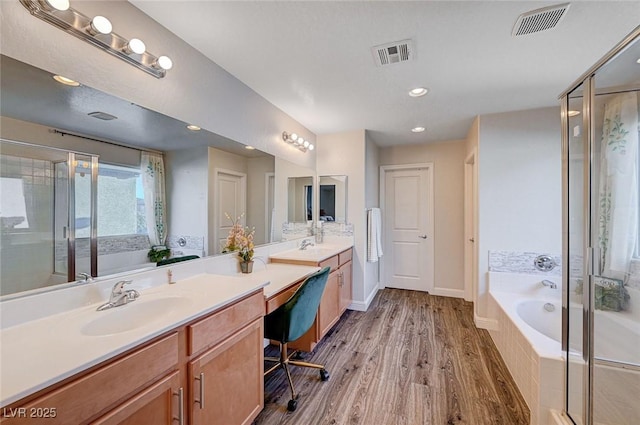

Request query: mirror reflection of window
[
  {"left": 0, "top": 177, "right": 29, "bottom": 229},
  {"left": 319, "top": 185, "right": 335, "bottom": 221}
]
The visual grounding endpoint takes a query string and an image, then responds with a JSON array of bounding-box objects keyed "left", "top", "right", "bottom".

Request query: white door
[
  {"left": 214, "top": 169, "right": 246, "bottom": 254},
  {"left": 382, "top": 166, "right": 434, "bottom": 292}
]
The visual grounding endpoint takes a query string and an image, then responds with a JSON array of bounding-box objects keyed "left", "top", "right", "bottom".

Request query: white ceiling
[{"left": 131, "top": 1, "right": 640, "bottom": 147}]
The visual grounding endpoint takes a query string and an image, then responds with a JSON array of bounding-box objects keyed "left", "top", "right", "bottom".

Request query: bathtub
[{"left": 488, "top": 272, "right": 640, "bottom": 425}]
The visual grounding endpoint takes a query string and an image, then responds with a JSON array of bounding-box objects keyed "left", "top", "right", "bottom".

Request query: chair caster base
[
  {"left": 287, "top": 399, "right": 298, "bottom": 411},
  {"left": 320, "top": 369, "right": 330, "bottom": 381}
]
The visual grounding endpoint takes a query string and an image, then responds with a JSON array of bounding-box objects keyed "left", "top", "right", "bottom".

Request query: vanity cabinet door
[
  {"left": 189, "top": 319, "right": 263, "bottom": 425},
  {"left": 338, "top": 260, "right": 352, "bottom": 314},
  {"left": 318, "top": 269, "right": 340, "bottom": 338},
  {"left": 91, "top": 371, "right": 182, "bottom": 425}
]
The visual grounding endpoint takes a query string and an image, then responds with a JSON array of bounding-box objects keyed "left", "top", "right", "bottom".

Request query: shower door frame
[
  {"left": 1, "top": 138, "right": 99, "bottom": 284},
  {"left": 560, "top": 25, "right": 640, "bottom": 425}
]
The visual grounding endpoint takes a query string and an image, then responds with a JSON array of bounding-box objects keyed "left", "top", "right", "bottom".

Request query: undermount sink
[{"left": 81, "top": 296, "right": 192, "bottom": 337}]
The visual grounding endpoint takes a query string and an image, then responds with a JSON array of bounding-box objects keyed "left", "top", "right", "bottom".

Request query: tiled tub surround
[
  {"left": 489, "top": 272, "right": 640, "bottom": 425},
  {"left": 488, "top": 272, "right": 563, "bottom": 425},
  {"left": 489, "top": 250, "right": 562, "bottom": 276},
  {"left": 0, "top": 235, "right": 353, "bottom": 406}
]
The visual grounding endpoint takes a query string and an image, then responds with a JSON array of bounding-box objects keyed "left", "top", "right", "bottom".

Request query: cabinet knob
[{"left": 418, "top": 235, "right": 427, "bottom": 239}]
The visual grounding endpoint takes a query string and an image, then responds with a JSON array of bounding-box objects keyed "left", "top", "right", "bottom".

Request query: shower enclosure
[
  {"left": 0, "top": 139, "right": 97, "bottom": 295},
  {"left": 561, "top": 26, "right": 640, "bottom": 425}
]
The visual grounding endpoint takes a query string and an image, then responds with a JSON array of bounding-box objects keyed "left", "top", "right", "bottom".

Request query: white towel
[{"left": 367, "top": 208, "right": 383, "bottom": 262}]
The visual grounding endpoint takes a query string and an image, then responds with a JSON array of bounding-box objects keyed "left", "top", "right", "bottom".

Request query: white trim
[
  {"left": 348, "top": 283, "right": 379, "bottom": 311},
  {"left": 464, "top": 148, "right": 479, "bottom": 309},
  {"left": 549, "top": 410, "right": 572, "bottom": 425},
  {"left": 474, "top": 314, "right": 498, "bottom": 330},
  {"left": 264, "top": 172, "right": 275, "bottom": 243},
  {"left": 379, "top": 163, "right": 435, "bottom": 293},
  {"left": 430, "top": 287, "right": 465, "bottom": 299}
]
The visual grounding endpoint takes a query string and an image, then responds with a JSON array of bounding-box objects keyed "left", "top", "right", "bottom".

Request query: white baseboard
[
  {"left": 474, "top": 313, "right": 499, "bottom": 330},
  {"left": 349, "top": 284, "right": 379, "bottom": 312},
  {"left": 430, "top": 287, "right": 465, "bottom": 299}
]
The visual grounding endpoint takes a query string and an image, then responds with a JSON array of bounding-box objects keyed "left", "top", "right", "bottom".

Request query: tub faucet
[
  {"left": 96, "top": 280, "right": 140, "bottom": 311},
  {"left": 541, "top": 280, "right": 557, "bottom": 289},
  {"left": 299, "top": 239, "right": 314, "bottom": 250}
]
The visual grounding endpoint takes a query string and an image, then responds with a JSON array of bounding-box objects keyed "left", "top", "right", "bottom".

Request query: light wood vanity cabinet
[
  {"left": 270, "top": 247, "right": 353, "bottom": 350},
  {"left": 1, "top": 291, "right": 264, "bottom": 425}
]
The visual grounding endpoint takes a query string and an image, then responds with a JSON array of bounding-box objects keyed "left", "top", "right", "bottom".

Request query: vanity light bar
[
  {"left": 282, "top": 131, "right": 314, "bottom": 153},
  {"left": 20, "top": 0, "right": 172, "bottom": 79}
]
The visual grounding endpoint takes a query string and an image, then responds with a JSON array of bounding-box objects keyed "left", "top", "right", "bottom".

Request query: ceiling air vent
[
  {"left": 371, "top": 39, "right": 414, "bottom": 67},
  {"left": 88, "top": 111, "right": 117, "bottom": 121},
  {"left": 512, "top": 3, "right": 570, "bottom": 36}
]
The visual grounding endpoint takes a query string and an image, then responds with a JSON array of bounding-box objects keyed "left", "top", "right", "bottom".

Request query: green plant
[{"left": 148, "top": 245, "right": 171, "bottom": 263}]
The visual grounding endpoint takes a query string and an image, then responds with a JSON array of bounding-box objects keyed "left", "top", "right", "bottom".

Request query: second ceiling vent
[
  {"left": 512, "top": 3, "right": 571, "bottom": 36},
  {"left": 371, "top": 39, "right": 414, "bottom": 67}
]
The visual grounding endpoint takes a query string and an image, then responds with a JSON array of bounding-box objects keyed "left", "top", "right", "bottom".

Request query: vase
[{"left": 240, "top": 260, "right": 254, "bottom": 274}]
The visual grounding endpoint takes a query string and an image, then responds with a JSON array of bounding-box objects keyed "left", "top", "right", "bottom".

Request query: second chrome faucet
[{"left": 96, "top": 280, "right": 140, "bottom": 311}]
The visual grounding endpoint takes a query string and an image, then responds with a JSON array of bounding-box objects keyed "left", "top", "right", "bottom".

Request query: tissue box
[{"left": 594, "top": 276, "right": 630, "bottom": 311}]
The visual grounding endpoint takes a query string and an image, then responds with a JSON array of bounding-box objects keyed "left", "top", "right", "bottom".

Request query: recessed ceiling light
[
  {"left": 411, "top": 126, "right": 426, "bottom": 133},
  {"left": 245, "top": 145, "right": 255, "bottom": 150},
  {"left": 568, "top": 110, "right": 581, "bottom": 117},
  {"left": 636, "top": 58, "right": 640, "bottom": 64},
  {"left": 409, "top": 87, "right": 428, "bottom": 97},
  {"left": 186, "top": 124, "right": 201, "bottom": 131},
  {"left": 53, "top": 75, "right": 80, "bottom": 86}
]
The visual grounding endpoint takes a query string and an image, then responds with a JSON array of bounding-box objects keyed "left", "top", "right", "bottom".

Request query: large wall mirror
[
  {"left": 0, "top": 55, "right": 289, "bottom": 297},
  {"left": 318, "top": 175, "right": 347, "bottom": 223}
]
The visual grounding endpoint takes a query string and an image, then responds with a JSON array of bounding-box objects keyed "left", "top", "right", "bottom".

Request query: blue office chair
[{"left": 264, "top": 266, "right": 331, "bottom": 411}]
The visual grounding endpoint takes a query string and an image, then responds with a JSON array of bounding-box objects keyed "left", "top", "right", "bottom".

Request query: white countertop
[
  {"left": 268, "top": 241, "right": 353, "bottom": 264},
  {"left": 0, "top": 261, "right": 324, "bottom": 407},
  {"left": 0, "top": 273, "right": 268, "bottom": 407}
]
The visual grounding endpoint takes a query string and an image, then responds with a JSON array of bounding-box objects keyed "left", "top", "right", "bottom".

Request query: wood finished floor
[{"left": 253, "top": 289, "right": 529, "bottom": 425}]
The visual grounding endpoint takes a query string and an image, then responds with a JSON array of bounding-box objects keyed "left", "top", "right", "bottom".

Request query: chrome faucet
[
  {"left": 299, "top": 239, "right": 314, "bottom": 250},
  {"left": 76, "top": 272, "right": 93, "bottom": 283},
  {"left": 96, "top": 280, "right": 140, "bottom": 311},
  {"left": 541, "top": 279, "right": 558, "bottom": 289}
]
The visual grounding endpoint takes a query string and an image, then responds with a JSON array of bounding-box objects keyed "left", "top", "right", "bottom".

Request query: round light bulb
[
  {"left": 303, "top": 140, "right": 310, "bottom": 148},
  {"left": 411, "top": 126, "right": 426, "bottom": 133},
  {"left": 308, "top": 144, "right": 315, "bottom": 151},
  {"left": 297, "top": 137, "right": 304, "bottom": 145},
  {"left": 42, "top": 0, "right": 69, "bottom": 11},
  {"left": 290, "top": 133, "right": 298, "bottom": 141},
  {"left": 126, "top": 38, "right": 146, "bottom": 55},
  {"left": 89, "top": 16, "right": 112, "bottom": 35},
  {"left": 156, "top": 55, "right": 173, "bottom": 70}
]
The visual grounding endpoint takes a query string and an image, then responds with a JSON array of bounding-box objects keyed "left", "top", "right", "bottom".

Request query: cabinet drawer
[
  {"left": 1, "top": 333, "right": 178, "bottom": 425},
  {"left": 338, "top": 249, "right": 352, "bottom": 265},
  {"left": 188, "top": 290, "right": 263, "bottom": 356},
  {"left": 319, "top": 255, "right": 339, "bottom": 272},
  {"left": 265, "top": 281, "right": 302, "bottom": 314}
]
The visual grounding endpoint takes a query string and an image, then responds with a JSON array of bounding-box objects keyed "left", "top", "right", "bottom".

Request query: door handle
[
  {"left": 195, "top": 372, "right": 205, "bottom": 409},
  {"left": 469, "top": 238, "right": 475, "bottom": 242},
  {"left": 418, "top": 235, "right": 427, "bottom": 239}
]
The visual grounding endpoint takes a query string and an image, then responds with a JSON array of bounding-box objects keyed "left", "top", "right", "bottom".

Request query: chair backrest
[{"left": 269, "top": 266, "right": 330, "bottom": 343}]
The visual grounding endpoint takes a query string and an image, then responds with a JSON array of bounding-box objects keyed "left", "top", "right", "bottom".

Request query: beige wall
[
  {"left": 317, "top": 130, "right": 375, "bottom": 308},
  {"left": 379, "top": 140, "right": 467, "bottom": 295}
]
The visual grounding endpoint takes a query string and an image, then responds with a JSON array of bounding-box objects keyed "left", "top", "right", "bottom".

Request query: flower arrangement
[{"left": 222, "top": 213, "right": 255, "bottom": 263}]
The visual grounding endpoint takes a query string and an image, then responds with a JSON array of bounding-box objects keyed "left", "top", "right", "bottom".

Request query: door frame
[
  {"left": 211, "top": 168, "right": 247, "bottom": 255},
  {"left": 464, "top": 148, "right": 478, "bottom": 306},
  {"left": 379, "top": 163, "right": 435, "bottom": 292},
  {"left": 264, "top": 172, "right": 275, "bottom": 243}
]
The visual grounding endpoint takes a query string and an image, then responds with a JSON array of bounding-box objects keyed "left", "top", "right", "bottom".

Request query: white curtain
[
  {"left": 598, "top": 92, "right": 639, "bottom": 281},
  {"left": 141, "top": 152, "right": 167, "bottom": 246}
]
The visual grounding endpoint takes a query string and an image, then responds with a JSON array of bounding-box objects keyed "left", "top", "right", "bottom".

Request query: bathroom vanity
[
  {"left": 269, "top": 244, "right": 353, "bottom": 351},
  {"left": 0, "top": 241, "right": 353, "bottom": 425}
]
